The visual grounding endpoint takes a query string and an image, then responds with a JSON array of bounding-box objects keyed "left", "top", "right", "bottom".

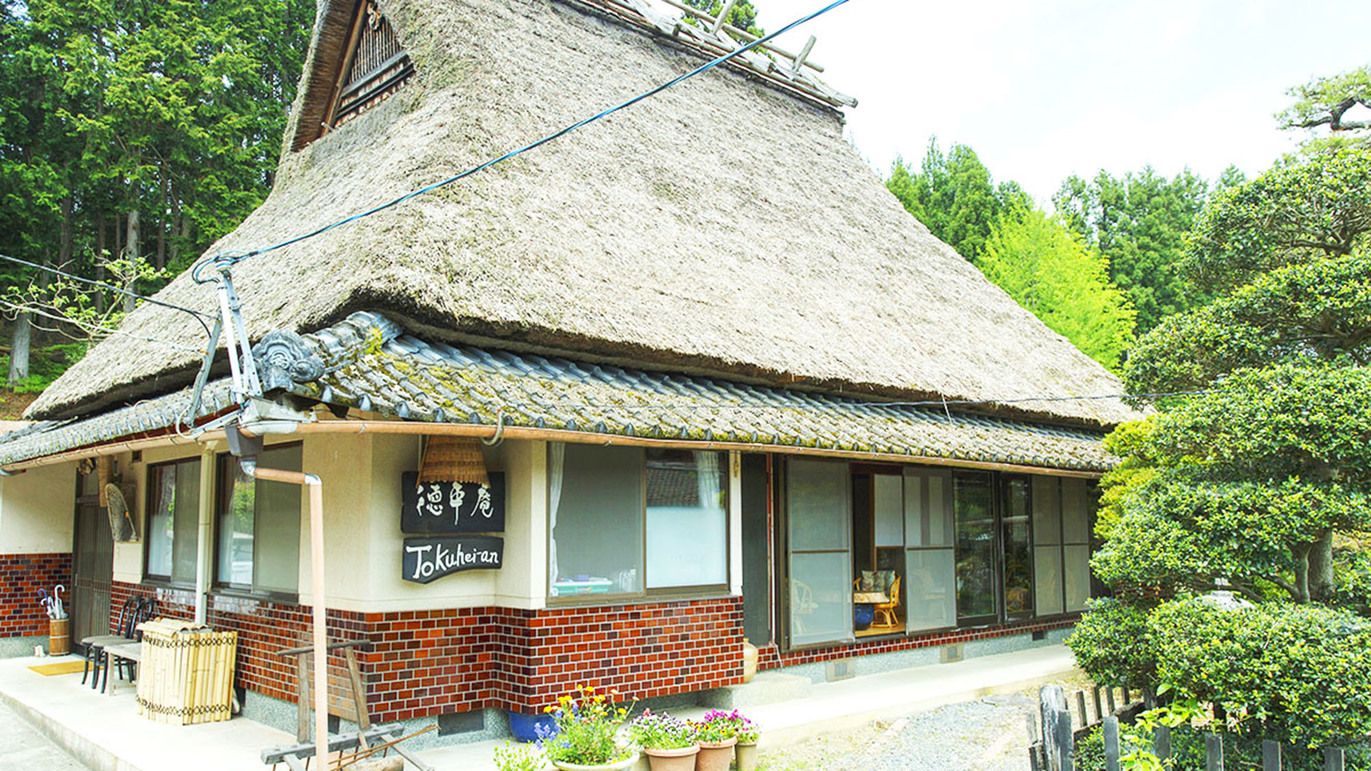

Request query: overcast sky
[{"left": 750, "top": 0, "right": 1371, "bottom": 203}]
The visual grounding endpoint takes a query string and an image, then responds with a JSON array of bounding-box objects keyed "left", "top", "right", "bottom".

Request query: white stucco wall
[{"left": 0, "top": 462, "right": 76, "bottom": 554}]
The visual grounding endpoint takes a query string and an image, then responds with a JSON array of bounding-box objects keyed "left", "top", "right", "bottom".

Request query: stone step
[{"left": 698, "top": 672, "right": 814, "bottom": 709}]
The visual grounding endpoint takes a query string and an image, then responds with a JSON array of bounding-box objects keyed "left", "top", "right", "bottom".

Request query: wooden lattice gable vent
[
  {"left": 293, "top": 0, "right": 415, "bottom": 150},
  {"left": 327, "top": 0, "right": 414, "bottom": 127}
]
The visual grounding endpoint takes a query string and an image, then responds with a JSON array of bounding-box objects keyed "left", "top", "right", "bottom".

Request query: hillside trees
[
  {"left": 1069, "top": 144, "right": 1371, "bottom": 747},
  {"left": 1052, "top": 167, "right": 1209, "bottom": 334},
  {"left": 0, "top": 0, "right": 313, "bottom": 387},
  {"left": 979, "top": 206, "right": 1136, "bottom": 371},
  {"left": 886, "top": 139, "right": 1029, "bottom": 265}
]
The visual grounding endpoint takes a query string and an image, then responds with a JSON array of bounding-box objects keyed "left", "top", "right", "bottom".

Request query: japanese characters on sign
[{"left": 399, "top": 471, "right": 505, "bottom": 534}]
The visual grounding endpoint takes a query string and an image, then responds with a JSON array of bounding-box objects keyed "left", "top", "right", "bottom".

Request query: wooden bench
[{"left": 102, "top": 642, "right": 142, "bottom": 697}]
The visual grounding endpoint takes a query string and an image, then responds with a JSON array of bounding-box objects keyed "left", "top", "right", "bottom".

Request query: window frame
[
  {"left": 142, "top": 456, "right": 202, "bottom": 588},
  {"left": 547, "top": 444, "right": 732, "bottom": 605},
  {"left": 212, "top": 443, "right": 304, "bottom": 602}
]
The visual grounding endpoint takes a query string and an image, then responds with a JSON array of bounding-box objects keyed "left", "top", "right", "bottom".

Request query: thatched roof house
[
  {"left": 27, "top": 0, "right": 1133, "bottom": 431},
  {"left": 0, "top": 1, "right": 1133, "bottom": 744}
]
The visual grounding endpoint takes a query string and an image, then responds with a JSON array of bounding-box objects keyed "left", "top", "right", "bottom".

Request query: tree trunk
[
  {"left": 1308, "top": 530, "right": 1336, "bottom": 602},
  {"left": 1291, "top": 542, "right": 1312, "bottom": 603},
  {"left": 124, "top": 209, "right": 140, "bottom": 315},
  {"left": 60, "top": 196, "right": 74, "bottom": 264},
  {"left": 8, "top": 311, "right": 31, "bottom": 385}
]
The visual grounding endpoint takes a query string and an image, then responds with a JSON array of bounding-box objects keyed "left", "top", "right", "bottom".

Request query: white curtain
[
  {"left": 547, "top": 442, "right": 566, "bottom": 588},
  {"left": 694, "top": 451, "right": 721, "bottom": 512}
]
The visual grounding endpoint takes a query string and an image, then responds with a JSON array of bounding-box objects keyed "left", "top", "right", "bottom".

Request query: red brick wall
[
  {"left": 0, "top": 553, "right": 72, "bottom": 637},
  {"left": 110, "top": 581, "right": 743, "bottom": 722}
]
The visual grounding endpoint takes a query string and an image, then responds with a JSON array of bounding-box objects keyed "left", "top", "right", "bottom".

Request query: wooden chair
[
  {"left": 872, "top": 574, "right": 902, "bottom": 629},
  {"left": 791, "top": 580, "right": 816, "bottom": 634}
]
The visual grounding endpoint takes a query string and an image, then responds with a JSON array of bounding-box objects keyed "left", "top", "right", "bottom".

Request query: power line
[
  {"left": 0, "top": 253, "right": 214, "bottom": 338},
  {"left": 0, "top": 299, "right": 206, "bottom": 354},
  {"left": 196, "top": 0, "right": 853, "bottom": 277}
]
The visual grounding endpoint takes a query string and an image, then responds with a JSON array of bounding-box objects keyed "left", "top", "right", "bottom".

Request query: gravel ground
[{"left": 755, "top": 674, "right": 1094, "bottom": 771}]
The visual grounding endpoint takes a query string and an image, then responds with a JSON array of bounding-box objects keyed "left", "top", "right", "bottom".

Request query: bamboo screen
[{"left": 135, "top": 619, "right": 238, "bottom": 725}]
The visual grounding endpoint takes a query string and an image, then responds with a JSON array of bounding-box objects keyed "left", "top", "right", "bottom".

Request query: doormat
[{"left": 29, "top": 661, "right": 86, "bottom": 676}]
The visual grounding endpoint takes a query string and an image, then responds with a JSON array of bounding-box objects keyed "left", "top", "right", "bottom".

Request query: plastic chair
[
  {"left": 872, "top": 575, "right": 902, "bottom": 629},
  {"left": 82, "top": 596, "right": 137, "bottom": 687}
]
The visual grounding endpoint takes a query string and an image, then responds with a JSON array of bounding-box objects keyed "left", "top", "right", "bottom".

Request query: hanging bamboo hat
[{"left": 417, "top": 436, "right": 489, "bottom": 487}]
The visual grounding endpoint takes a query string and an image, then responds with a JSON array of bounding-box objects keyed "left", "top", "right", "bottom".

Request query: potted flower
[
  {"left": 734, "top": 715, "right": 759, "bottom": 771},
  {"left": 691, "top": 710, "right": 741, "bottom": 771},
  {"left": 538, "top": 685, "right": 638, "bottom": 770},
  {"left": 630, "top": 710, "right": 699, "bottom": 771}
]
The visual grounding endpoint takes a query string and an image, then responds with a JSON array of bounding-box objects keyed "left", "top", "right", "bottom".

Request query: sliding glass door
[
  {"left": 954, "top": 472, "right": 998, "bottom": 625},
  {"left": 786, "top": 458, "right": 852, "bottom": 647}
]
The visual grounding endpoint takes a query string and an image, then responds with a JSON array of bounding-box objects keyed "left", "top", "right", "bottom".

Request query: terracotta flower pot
[
  {"left": 643, "top": 744, "right": 700, "bottom": 771},
  {"left": 694, "top": 738, "right": 736, "bottom": 771},
  {"left": 734, "top": 742, "right": 758, "bottom": 771},
  {"left": 551, "top": 753, "right": 640, "bottom": 771}
]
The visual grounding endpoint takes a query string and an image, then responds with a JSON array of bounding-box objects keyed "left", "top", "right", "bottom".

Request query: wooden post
[
  {"left": 1055, "top": 708, "right": 1075, "bottom": 771},
  {"left": 308, "top": 478, "right": 326, "bottom": 767},
  {"left": 1041, "top": 685, "right": 1067, "bottom": 771},
  {"left": 1105, "top": 686, "right": 1117, "bottom": 716},
  {"left": 296, "top": 653, "right": 311, "bottom": 743},
  {"left": 788, "top": 34, "right": 817, "bottom": 77},
  {"left": 1103, "top": 716, "right": 1121, "bottom": 771},
  {"left": 1262, "top": 740, "right": 1281, "bottom": 771},
  {"left": 1093, "top": 686, "right": 1104, "bottom": 721},
  {"left": 709, "top": 0, "right": 736, "bottom": 33},
  {"left": 1205, "top": 733, "right": 1224, "bottom": 771},
  {"left": 1325, "top": 747, "right": 1345, "bottom": 771},
  {"left": 1154, "top": 725, "right": 1172, "bottom": 761},
  {"left": 1075, "top": 690, "right": 1089, "bottom": 727}
]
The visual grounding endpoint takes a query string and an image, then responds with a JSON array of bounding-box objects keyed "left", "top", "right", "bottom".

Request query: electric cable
[
  {"left": 0, "top": 299, "right": 206, "bottom": 354},
  {"left": 0, "top": 253, "right": 214, "bottom": 338},
  {"left": 195, "top": 0, "right": 853, "bottom": 277}
]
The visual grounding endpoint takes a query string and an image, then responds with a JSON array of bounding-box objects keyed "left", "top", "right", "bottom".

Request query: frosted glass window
[
  {"left": 788, "top": 459, "right": 849, "bottom": 551},
  {"left": 552, "top": 445, "right": 644, "bottom": 595},
  {"left": 904, "top": 548, "right": 956, "bottom": 631},
  {"left": 1035, "top": 545, "right": 1065, "bottom": 616},
  {"left": 873, "top": 474, "right": 903, "bottom": 547},
  {"left": 789, "top": 552, "right": 852, "bottom": 646},
  {"left": 904, "top": 469, "right": 953, "bottom": 547},
  {"left": 146, "top": 458, "right": 200, "bottom": 585},
  {"left": 1062, "top": 478, "right": 1091, "bottom": 544},
  {"left": 217, "top": 444, "right": 301, "bottom": 594},
  {"left": 1065, "top": 545, "right": 1092, "bottom": 612},
  {"left": 1032, "top": 476, "right": 1061, "bottom": 545},
  {"left": 646, "top": 450, "right": 727, "bottom": 588}
]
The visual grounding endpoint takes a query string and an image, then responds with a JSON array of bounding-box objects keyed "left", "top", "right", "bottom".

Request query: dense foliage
[
  {"left": 0, "top": 0, "right": 314, "bottom": 385},
  {"left": 1053, "top": 167, "right": 1212, "bottom": 334},
  {"left": 979, "top": 206, "right": 1135, "bottom": 370},
  {"left": 1070, "top": 71, "right": 1371, "bottom": 755},
  {"left": 886, "top": 139, "right": 1029, "bottom": 265}
]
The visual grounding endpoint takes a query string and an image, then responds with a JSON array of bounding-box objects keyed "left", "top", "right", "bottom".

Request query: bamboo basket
[
  {"left": 418, "top": 436, "right": 488, "bottom": 486},
  {"left": 135, "top": 619, "right": 237, "bottom": 725}
]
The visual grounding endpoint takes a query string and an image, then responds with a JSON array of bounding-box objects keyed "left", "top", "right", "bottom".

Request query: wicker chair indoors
[{"left": 872, "top": 574, "right": 902, "bottom": 630}]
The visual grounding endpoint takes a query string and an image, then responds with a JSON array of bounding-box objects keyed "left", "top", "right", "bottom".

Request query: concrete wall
[{"left": 0, "top": 463, "right": 76, "bottom": 554}]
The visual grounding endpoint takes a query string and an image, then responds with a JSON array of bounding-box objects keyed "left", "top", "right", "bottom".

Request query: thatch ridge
[{"left": 29, "top": 0, "right": 1138, "bottom": 429}]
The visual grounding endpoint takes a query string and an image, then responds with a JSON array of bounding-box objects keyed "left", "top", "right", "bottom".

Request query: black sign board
[
  {"left": 402, "top": 536, "right": 504, "bottom": 584},
  {"left": 400, "top": 472, "right": 505, "bottom": 534}
]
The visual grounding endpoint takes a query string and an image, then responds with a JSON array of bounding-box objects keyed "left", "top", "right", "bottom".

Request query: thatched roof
[{"left": 28, "top": 0, "right": 1137, "bottom": 430}]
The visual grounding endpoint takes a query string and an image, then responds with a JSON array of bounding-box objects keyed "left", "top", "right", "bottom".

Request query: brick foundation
[
  {"left": 109, "top": 580, "right": 1068, "bottom": 724},
  {"left": 111, "top": 582, "right": 743, "bottom": 723},
  {"left": 0, "top": 553, "right": 73, "bottom": 638},
  {"left": 756, "top": 616, "right": 1077, "bottom": 670}
]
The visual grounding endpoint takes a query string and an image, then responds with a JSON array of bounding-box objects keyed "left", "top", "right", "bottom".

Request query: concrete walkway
[{"left": 0, "top": 646, "right": 1077, "bottom": 770}]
